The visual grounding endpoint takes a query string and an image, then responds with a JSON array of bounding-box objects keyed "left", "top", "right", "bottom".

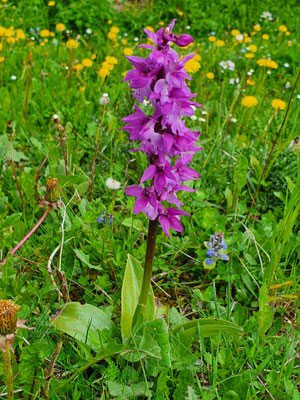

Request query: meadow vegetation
[{"left": 0, "top": 0, "right": 299, "bottom": 398}]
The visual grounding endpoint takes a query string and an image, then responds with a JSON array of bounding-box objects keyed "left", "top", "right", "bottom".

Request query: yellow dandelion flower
[
  {"left": 257, "top": 58, "right": 268, "bottom": 67},
  {"left": 208, "top": 36, "right": 216, "bottom": 42},
  {"left": 285, "top": 31, "right": 290, "bottom": 36},
  {"left": 110, "top": 26, "right": 119, "bottom": 34},
  {"left": 56, "top": 23, "right": 66, "bottom": 32},
  {"left": 7, "top": 37, "right": 15, "bottom": 45},
  {"left": 16, "top": 29, "right": 25, "bottom": 39},
  {"left": 91, "top": 54, "right": 97, "bottom": 60},
  {"left": 241, "top": 96, "right": 258, "bottom": 108},
  {"left": 48, "top": 0, "right": 55, "bottom": 5},
  {"left": 98, "top": 68, "right": 109, "bottom": 79},
  {"left": 80, "top": 86, "right": 86, "bottom": 92},
  {"left": 279, "top": 25, "right": 287, "bottom": 32},
  {"left": 0, "top": 43, "right": 2, "bottom": 50},
  {"left": 40, "top": 42, "right": 45, "bottom": 47},
  {"left": 268, "top": 60, "right": 278, "bottom": 69},
  {"left": 177, "top": 10, "right": 183, "bottom": 16},
  {"left": 159, "top": 21, "right": 164, "bottom": 26},
  {"left": 184, "top": 58, "right": 201, "bottom": 73},
  {"left": 244, "top": 37, "right": 251, "bottom": 43},
  {"left": 108, "top": 20, "right": 112, "bottom": 24},
  {"left": 288, "top": 41, "right": 292, "bottom": 47},
  {"left": 247, "top": 78, "right": 255, "bottom": 85},
  {"left": 102, "top": 61, "right": 114, "bottom": 70},
  {"left": 50, "top": 32, "right": 55, "bottom": 37},
  {"left": 82, "top": 58, "right": 93, "bottom": 67},
  {"left": 40, "top": 29, "right": 50, "bottom": 37},
  {"left": 245, "top": 53, "right": 255, "bottom": 59},
  {"left": 66, "top": 39, "right": 79, "bottom": 49},
  {"left": 206, "top": 72, "right": 214, "bottom": 79},
  {"left": 107, "top": 31, "right": 117, "bottom": 41},
  {"left": 121, "top": 39, "right": 128, "bottom": 45},
  {"left": 105, "top": 56, "right": 118, "bottom": 64},
  {"left": 123, "top": 47, "right": 133, "bottom": 56},
  {"left": 271, "top": 99, "right": 286, "bottom": 110},
  {"left": 249, "top": 44, "right": 257, "bottom": 52},
  {"left": 44, "top": 38, "right": 48, "bottom": 43},
  {"left": 145, "top": 26, "right": 154, "bottom": 32},
  {"left": 231, "top": 29, "right": 240, "bottom": 36},
  {"left": 0, "top": 56, "right": 5, "bottom": 62},
  {"left": 73, "top": 64, "right": 83, "bottom": 72},
  {"left": 250, "top": 31, "right": 256, "bottom": 36},
  {"left": 262, "top": 34, "right": 269, "bottom": 40},
  {"left": 253, "top": 25, "right": 261, "bottom": 32},
  {"left": 216, "top": 40, "right": 225, "bottom": 47}
]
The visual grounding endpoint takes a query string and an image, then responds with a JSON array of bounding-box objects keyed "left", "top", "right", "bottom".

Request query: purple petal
[
  {"left": 133, "top": 197, "right": 148, "bottom": 214},
  {"left": 141, "top": 165, "right": 157, "bottom": 183},
  {"left": 125, "top": 185, "right": 144, "bottom": 197},
  {"left": 159, "top": 215, "right": 170, "bottom": 237}
]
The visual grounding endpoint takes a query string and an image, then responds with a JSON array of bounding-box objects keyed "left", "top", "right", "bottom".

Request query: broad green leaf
[
  {"left": 52, "top": 302, "right": 119, "bottom": 350},
  {"left": 122, "top": 217, "right": 145, "bottom": 231},
  {"left": 233, "top": 155, "right": 248, "bottom": 196},
  {"left": 121, "top": 254, "right": 155, "bottom": 339},
  {"left": 257, "top": 283, "right": 273, "bottom": 337},
  {"left": 172, "top": 318, "right": 245, "bottom": 340},
  {"left": 142, "top": 319, "right": 171, "bottom": 368},
  {"left": 107, "top": 380, "right": 153, "bottom": 398},
  {"left": 74, "top": 248, "right": 102, "bottom": 271}
]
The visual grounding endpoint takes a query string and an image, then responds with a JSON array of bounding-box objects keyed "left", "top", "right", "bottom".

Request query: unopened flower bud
[
  {"left": 45, "top": 178, "right": 59, "bottom": 202},
  {"left": 0, "top": 300, "right": 19, "bottom": 335}
]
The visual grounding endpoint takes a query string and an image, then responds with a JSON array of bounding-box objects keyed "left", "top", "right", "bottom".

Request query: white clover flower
[
  {"left": 229, "top": 79, "right": 235, "bottom": 84},
  {"left": 134, "top": 37, "right": 139, "bottom": 42},
  {"left": 198, "top": 117, "right": 206, "bottom": 122},
  {"left": 190, "top": 115, "right": 197, "bottom": 121},
  {"left": 11, "top": 75, "right": 17, "bottom": 80},
  {"left": 296, "top": 94, "right": 300, "bottom": 99},
  {"left": 99, "top": 93, "right": 109, "bottom": 105},
  {"left": 52, "top": 38, "right": 58, "bottom": 45},
  {"left": 285, "top": 81, "right": 291, "bottom": 89},
  {"left": 124, "top": 33, "right": 128, "bottom": 37},
  {"left": 235, "top": 34, "right": 244, "bottom": 41},
  {"left": 284, "top": 63, "right": 289, "bottom": 68},
  {"left": 228, "top": 61, "right": 235, "bottom": 71},
  {"left": 53, "top": 114, "right": 60, "bottom": 121},
  {"left": 231, "top": 118, "right": 237, "bottom": 123},
  {"left": 236, "top": 78, "right": 240, "bottom": 83},
  {"left": 186, "top": 25, "right": 191, "bottom": 30},
  {"left": 86, "top": 28, "right": 92, "bottom": 34},
  {"left": 202, "top": 111, "right": 207, "bottom": 115},
  {"left": 219, "top": 61, "right": 228, "bottom": 69},
  {"left": 106, "top": 177, "right": 121, "bottom": 190}
]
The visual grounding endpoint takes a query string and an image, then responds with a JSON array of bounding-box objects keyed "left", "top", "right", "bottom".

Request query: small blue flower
[
  {"left": 97, "top": 210, "right": 113, "bottom": 225},
  {"left": 203, "top": 231, "right": 229, "bottom": 269}
]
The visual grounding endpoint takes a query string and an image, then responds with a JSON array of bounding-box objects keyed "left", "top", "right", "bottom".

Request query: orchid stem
[
  {"left": 133, "top": 218, "right": 158, "bottom": 325},
  {"left": 0, "top": 207, "right": 51, "bottom": 266},
  {"left": 3, "top": 340, "right": 14, "bottom": 400}
]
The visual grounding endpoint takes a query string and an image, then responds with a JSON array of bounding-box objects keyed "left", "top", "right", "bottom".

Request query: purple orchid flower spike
[{"left": 123, "top": 20, "right": 202, "bottom": 237}]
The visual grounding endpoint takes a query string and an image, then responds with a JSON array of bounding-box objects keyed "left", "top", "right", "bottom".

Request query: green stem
[
  {"left": 133, "top": 218, "right": 158, "bottom": 324},
  {"left": 4, "top": 340, "right": 14, "bottom": 400}
]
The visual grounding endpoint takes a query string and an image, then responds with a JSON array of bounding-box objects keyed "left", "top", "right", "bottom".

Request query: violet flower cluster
[
  {"left": 122, "top": 20, "right": 202, "bottom": 237},
  {"left": 204, "top": 232, "right": 229, "bottom": 269}
]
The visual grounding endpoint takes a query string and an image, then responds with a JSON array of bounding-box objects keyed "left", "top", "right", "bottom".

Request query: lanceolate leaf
[
  {"left": 172, "top": 318, "right": 245, "bottom": 340},
  {"left": 52, "top": 302, "right": 119, "bottom": 350},
  {"left": 121, "top": 254, "right": 155, "bottom": 339}
]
